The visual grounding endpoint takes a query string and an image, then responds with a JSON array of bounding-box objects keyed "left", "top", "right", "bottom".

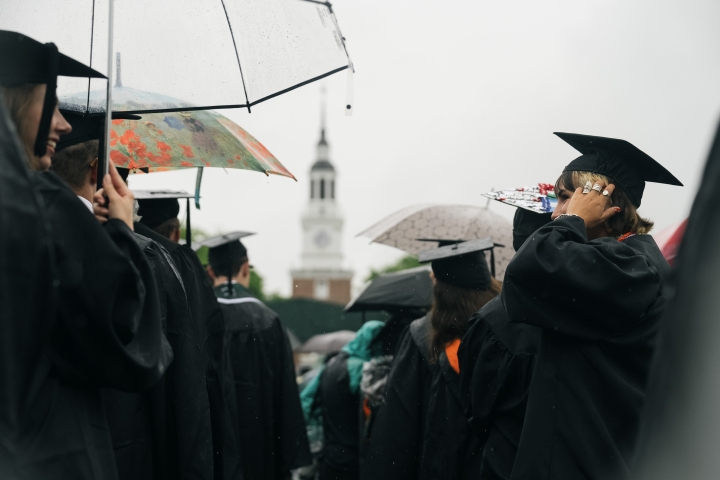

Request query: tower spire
[{"left": 320, "top": 85, "right": 327, "bottom": 143}]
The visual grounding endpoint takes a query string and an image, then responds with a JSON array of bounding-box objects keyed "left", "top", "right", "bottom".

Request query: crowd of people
[{"left": 0, "top": 28, "right": 714, "bottom": 480}]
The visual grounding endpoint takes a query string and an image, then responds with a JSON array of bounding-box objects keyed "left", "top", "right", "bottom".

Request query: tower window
[
  {"left": 331, "top": 180, "right": 335, "bottom": 199},
  {"left": 311, "top": 180, "right": 314, "bottom": 199},
  {"left": 320, "top": 179, "right": 326, "bottom": 199}
]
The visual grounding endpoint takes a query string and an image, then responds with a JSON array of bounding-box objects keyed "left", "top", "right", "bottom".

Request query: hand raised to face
[{"left": 566, "top": 181, "right": 621, "bottom": 230}]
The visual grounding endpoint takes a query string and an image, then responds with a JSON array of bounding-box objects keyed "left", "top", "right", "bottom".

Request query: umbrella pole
[
  {"left": 362, "top": 310, "right": 366, "bottom": 324},
  {"left": 101, "top": 0, "right": 115, "bottom": 185},
  {"left": 490, "top": 250, "right": 496, "bottom": 278},
  {"left": 186, "top": 198, "right": 192, "bottom": 248}
]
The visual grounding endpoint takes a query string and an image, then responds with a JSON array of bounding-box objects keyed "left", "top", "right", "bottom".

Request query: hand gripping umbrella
[{"left": 358, "top": 204, "right": 514, "bottom": 279}]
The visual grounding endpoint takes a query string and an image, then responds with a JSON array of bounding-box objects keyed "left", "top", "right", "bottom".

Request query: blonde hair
[
  {"left": 556, "top": 170, "right": 654, "bottom": 236},
  {"left": 1, "top": 84, "right": 44, "bottom": 170}
]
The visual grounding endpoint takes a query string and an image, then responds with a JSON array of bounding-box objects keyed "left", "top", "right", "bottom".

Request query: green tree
[
  {"left": 249, "top": 270, "right": 266, "bottom": 302},
  {"left": 366, "top": 255, "right": 421, "bottom": 282}
]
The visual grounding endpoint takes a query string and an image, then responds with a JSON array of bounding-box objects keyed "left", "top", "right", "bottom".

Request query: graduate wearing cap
[
  {"left": 200, "top": 232, "right": 312, "bottom": 480},
  {"left": 363, "top": 239, "right": 502, "bottom": 480},
  {"left": 136, "top": 199, "right": 242, "bottom": 480},
  {"left": 0, "top": 31, "right": 172, "bottom": 479},
  {"left": 502, "top": 133, "right": 681, "bottom": 480},
  {"left": 457, "top": 209, "right": 547, "bottom": 480},
  {"left": 51, "top": 125, "right": 215, "bottom": 480}
]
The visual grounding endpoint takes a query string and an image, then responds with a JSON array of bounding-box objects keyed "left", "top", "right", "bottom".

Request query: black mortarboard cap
[
  {"left": 137, "top": 198, "right": 181, "bottom": 229},
  {"left": 0, "top": 31, "right": 105, "bottom": 157},
  {"left": 201, "top": 232, "right": 255, "bottom": 292},
  {"left": 57, "top": 110, "right": 141, "bottom": 151},
  {"left": 195, "top": 231, "right": 255, "bottom": 251},
  {"left": 418, "top": 238, "right": 494, "bottom": 290},
  {"left": 555, "top": 132, "right": 683, "bottom": 207},
  {"left": 133, "top": 190, "right": 195, "bottom": 246}
]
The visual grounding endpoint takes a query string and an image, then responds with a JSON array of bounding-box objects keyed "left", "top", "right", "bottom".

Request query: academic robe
[
  {"left": 102, "top": 234, "right": 214, "bottom": 480},
  {"left": 0, "top": 169, "right": 172, "bottom": 480},
  {"left": 362, "top": 316, "right": 482, "bottom": 480},
  {"left": 318, "top": 352, "right": 360, "bottom": 479},
  {"left": 216, "top": 283, "right": 312, "bottom": 480},
  {"left": 458, "top": 296, "right": 541, "bottom": 480},
  {"left": 502, "top": 215, "right": 671, "bottom": 480},
  {"left": 135, "top": 222, "right": 241, "bottom": 480}
]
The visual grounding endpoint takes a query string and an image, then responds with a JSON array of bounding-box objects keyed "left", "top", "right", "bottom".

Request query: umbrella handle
[{"left": 102, "top": 0, "right": 115, "bottom": 181}]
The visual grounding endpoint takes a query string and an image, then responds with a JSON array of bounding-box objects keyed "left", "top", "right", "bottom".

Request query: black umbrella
[{"left": 345, "top": 266, "right": 433, "bottom": 314}]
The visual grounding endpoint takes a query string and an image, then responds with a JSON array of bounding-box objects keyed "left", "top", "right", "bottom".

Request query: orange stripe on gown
[{"left": 445, "top": 338, "right": 461, "bottom": 374}]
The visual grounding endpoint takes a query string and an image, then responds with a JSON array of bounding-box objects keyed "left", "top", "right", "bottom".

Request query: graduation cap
[
  {"left": 0, "top": 31, "right": 105, "bottom": 157},
  {"left": 134, "top": 190, "right": 196, "bottom": 247},
  {"left": 555, "top": 132, "right": 683, "bottom": 207},
  {"left": 195, "top": 232, "right": 255, "bottom": 296},
  {"left": 417, "top": 238, "right": 502, "bottom": 277},
  {"left": 417, "top": 238, "right": 495, "bottom": 290}
]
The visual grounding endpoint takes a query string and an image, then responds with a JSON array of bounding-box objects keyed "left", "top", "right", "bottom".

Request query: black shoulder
[
  {"left": 221, "top": 299, "right": 280, "bottom": 332},
  {"left": 408, "top": 315, "right": 433, "bottom": 364}
]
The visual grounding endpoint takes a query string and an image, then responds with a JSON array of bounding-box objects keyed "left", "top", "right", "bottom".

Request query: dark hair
[
  {"left": 209, "top": 252, "right": 248, "bottom": 279},
  {"left": 50, "top": 140, "right": 99, "bottom": 190},
  {"left": 429, "top": 277, "right": 502, "bottom": 362},
  {"left": 555, "top": 170, "right": 654, "bottom": 236},
  {"left": 153, "top": 217, "right": 181, "bottom": 240}
]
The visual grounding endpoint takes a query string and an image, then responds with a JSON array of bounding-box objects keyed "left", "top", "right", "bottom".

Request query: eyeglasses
[{"left": 89, "top": 157, "right": 98, "bottom": 168}]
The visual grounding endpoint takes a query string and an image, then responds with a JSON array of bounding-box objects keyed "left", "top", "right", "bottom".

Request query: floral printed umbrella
[
  {"left": 62, "top": 87, "right": 295, "bottom": 179},
  {"left": 109, "top": 109, "right": 294, "bottom": 179}
]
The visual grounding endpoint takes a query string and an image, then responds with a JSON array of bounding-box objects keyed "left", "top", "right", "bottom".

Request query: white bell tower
[{"left": 291, "top": 93, "right": 353, "bottom": 304}]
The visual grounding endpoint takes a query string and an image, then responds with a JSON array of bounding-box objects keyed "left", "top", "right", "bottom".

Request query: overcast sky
[{"left": 5, "top": 0, "right": 720, "bottom": 296}]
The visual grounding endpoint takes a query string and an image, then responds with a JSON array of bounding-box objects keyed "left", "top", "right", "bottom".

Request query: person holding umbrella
[
  {"left": 0, "top": 30, "right": 172, "bottom": 479},
  {"left": 51, "top": 118, "right": 216, "bottom": 480},
  {"left": 362, "top": 239, "right": 501, "bottom": 480},
  {"left": 199, "top": 232, "right": 312, "bottom": 480},
  {"left": 502, "top": 133, "right": 682, "bottom": 480}
]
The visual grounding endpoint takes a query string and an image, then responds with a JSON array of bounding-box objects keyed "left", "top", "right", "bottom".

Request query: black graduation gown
[
  {"left": 102, "top": 234, "right": 214, "bottom": 480},
  {"left": 502, "top": 215, "right": 670, "bottom": 480},
  {"left": 217, "top": 284, "right": 312, "bottom": 480},
  {"left": 0, "top": 169, "right": 172, "bottom": 480},
  {"left": 362, "top": 316, "right": 482, "bottom": 480},
  {"left": 135, "top": 223, "right": 241, "bottom": 480},
  {"left": 458, "top": 296, "right": 541, "bottom": 480},
  {"left": 318, "top": 352, "right": 360, "bottom": 477}
]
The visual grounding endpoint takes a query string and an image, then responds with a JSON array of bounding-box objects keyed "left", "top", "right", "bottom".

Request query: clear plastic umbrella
[
  {"left": 358, "top": 204, "right": 514, "bottom": 279},
  {"left": 1, "top": 0, "right": 353, "bottom": 114}
]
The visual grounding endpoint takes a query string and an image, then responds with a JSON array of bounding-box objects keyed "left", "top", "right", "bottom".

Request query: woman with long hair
[
  {"left": 0, "top": 31, "right": 171, "bottom": 479},
  {"left": 503, "top": 133, "right": 682, "bottom": 480},
  {"left": 362, "top": 239, "right": 501, "bottom": 480}
]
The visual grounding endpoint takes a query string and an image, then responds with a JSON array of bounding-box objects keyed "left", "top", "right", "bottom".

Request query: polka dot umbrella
[{"left": 358, "top": 204, "right": 514, "bottom": 280}]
